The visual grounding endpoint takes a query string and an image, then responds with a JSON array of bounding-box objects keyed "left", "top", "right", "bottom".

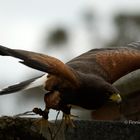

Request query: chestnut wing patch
[{"left": 95, "top": 48, "right": 140, "bottom": 83}]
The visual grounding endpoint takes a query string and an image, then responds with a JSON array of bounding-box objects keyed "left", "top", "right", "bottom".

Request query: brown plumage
[{"left": 0, "top": 42, "right": 140, "bottom": 120}]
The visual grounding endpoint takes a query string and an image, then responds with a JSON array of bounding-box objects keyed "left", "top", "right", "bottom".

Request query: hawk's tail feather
[{"left": 0, "top": 74, "right": 47, "bottom": 95}]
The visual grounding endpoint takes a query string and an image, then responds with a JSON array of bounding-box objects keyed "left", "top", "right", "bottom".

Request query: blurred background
[{"left": 0, "top": 0, "right": 140, "bottom": 120}]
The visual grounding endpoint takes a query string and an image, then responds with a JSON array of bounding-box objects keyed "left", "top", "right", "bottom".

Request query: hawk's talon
[
  {"left": 32, "top": 107, "right": 53, "bottom": 136},
  {"left": 63, "top": 113, "right": 77, "bottom": 127},
  {"left": 33, "top": 107, "right": 49, "bottom": 120}
]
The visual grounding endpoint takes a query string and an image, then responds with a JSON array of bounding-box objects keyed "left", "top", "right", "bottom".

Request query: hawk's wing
[
  {"left": 1, "top": 42, "right": 140, "bottom": 87},
  {"left": 0, "top": 45, "right": 78, "bottom": 85},
  {"left": 67, "top": 43, "right": 140, "bottom": 83},
  {"left": 0, "top": 75, "right": 45, "bottom": 95}
]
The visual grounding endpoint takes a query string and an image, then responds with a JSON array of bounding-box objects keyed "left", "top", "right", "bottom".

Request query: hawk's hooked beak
[{"left": 109, "top": 93, "right": 122, "bottom": 103}]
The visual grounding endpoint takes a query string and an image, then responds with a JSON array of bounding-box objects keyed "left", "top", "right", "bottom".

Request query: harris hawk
[{"left": 0, "top": 42, "right": 140, "bottom": 123}]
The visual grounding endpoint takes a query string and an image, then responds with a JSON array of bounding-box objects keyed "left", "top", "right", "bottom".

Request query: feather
[
  {"left": 0, "top": 45, "right": 78, "bottom": 85},
  {"left": 0, "top": 74, "right": 47, "bottom": 95}
]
